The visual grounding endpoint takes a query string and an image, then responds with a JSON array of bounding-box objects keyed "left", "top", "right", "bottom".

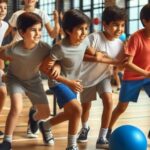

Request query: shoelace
[
  {"left": 79, "top": 128, "right": 88, "bottom": 136},
  {"left": 45, "top": 129, "right": 53, "bottom": 141}
]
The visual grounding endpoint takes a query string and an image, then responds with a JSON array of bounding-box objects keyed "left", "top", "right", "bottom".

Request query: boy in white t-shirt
[
  {"left": 5, "top": 0, "right": 60, "bottom": 42},
  {"left": 0, "top": 0, "right": 8, "bottom": 139},
  {"left": 77, "top": 6, "right": 126, "bottom": 149}
]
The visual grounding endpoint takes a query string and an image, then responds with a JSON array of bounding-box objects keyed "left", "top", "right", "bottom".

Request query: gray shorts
[
  {"left": 80, "top": 77, "right": 112, "bottom": 103},
  {"left": 6, "top": 74, "right": 48, "bottom": 105},
  {"left": 0, "top": 70, "right": 6, "bottom": 87}
]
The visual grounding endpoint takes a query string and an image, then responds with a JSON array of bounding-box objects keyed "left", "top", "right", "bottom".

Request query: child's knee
[{"left": 116, "top": 103, "right": 128, "bottom": 113}]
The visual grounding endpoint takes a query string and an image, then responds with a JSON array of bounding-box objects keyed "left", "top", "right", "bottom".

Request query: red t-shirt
[{"left": 123, "top": 29, "right": 150, "bottom": 80}]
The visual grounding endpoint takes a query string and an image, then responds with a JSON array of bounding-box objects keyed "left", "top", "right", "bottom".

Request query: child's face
[
  {"left": 0, "top": 2, "right": 7, "bottom": 21},
  {"left": 24, "top": 0, "right": 37, "bottom": 7},
  {"left": 103, "top": 20, "right": 125, "bottom": 39},
  {"left": 67, "top": 23, "right": 89, "bottom": 45},
  {"left": 21, "top": 23, "right": 42, "bottom": 47}
]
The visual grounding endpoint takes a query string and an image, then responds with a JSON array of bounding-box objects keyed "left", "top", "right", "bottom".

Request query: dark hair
[
  {"left": 102, "top": 6, "right": 126, "bottom": 25},
  {"left": 17, "top": 12, "right": 43, "bottom": 32},
  {"left": 0, "top": 0, "right": 7, "bottom": 3},
  {"left": 62, "top": 9, "right": 91, "bottom": 36},
  {"left": 140, "top": 4, "right": 150, "bottom": 27}
]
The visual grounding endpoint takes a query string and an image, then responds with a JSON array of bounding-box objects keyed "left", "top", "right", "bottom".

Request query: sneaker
[
  {"left": 106, "top": 129, "right": 112, "bottom": 141},
  {"left": 0, "top": 141, "right": 12, "bottom": 150},
  {"left": 77, "top": 127, "right": 90, "bottom": 143},
  {"left": 28, "top": 107, "right": 39, "bottom": 134},
  {"left": 26, "top": 125, "right": 39, "bottom": 138},
  {"left": 45, "top": 89, "right": 53, "bottom": 95},
  {"left": 0, "top": 131, "right": 4, "bottom": 138},
  {"left": 96, "top": 137, "right": 109, "bottom": 149},
  {"left": 66, "top": 145, "right": 79, "bottom": 150},
  {"left": 148, "top": 130, "right": 150, "bottom": 139},
  {"left": 38, "top": 121, "right": 54, "bottom": 145}
]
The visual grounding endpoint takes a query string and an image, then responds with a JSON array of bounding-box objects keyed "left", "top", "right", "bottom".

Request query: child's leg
[
  {"left": 0, "top": 86, "right": 7, "bottom": 113},
  {"left": 81, "top": 102, "right": 92, "bottom": 127},
  {"left": 0, "top": 86, "right": 7, "bottom": 138},
  {"left": 77, "top": 102, "right": 91, "bottom": 143},
  {"left": 5, "top": 93, "right": 23, "bottom": 137},
  {"left": 0, "top": 93, "right": 23, "bottom": 149},
  {"left": 109, "top": 101, "right": 129, "bottom": 129},
  {"left": 113, "top": 67, "right": 121, "bottom": 90}
]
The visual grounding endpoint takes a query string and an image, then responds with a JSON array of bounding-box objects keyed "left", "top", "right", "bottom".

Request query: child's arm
[
  {"left": 40, "top": 57, "right": 83, "bottom": 93},
  {"left": 124, "top": 55, "right": 150, "bottom": 77},
  {"left": 45, "top": 10, "right": 60, "bottom": 38},
  {"left": 0, "top": 43, "right": 14, "bottom": 61},
  {"left": 84, "top": 51, "right": 120, "bottom": 65}
]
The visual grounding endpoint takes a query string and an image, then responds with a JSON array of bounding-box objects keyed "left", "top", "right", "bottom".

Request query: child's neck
[
  {"left": 143, "top": 28, "right": 150, "bottom": 38},
  {"left": 103, "top": 31, "right": 114, "bottom": 41},
  {"left": 24, "top": 6, "right": 35, "bottom": 12},
  {"left": 23, "top": 42, "right": 37, "bottom": 50}
]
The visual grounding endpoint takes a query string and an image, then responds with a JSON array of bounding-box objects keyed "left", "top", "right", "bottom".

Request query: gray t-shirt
[
  {"left": 5, "top": 40, "right": 51, "bottom": 80},
  {"left": 48, "top": 37, "right": 90, "bottom": 87}
]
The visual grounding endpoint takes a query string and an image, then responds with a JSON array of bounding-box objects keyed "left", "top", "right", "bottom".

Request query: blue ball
[
  {"left": 109, "top": 125, "right": 147, "bottom": 150},
  {"left": 119, "top": 33, "right": 126, "bottom": 42}
]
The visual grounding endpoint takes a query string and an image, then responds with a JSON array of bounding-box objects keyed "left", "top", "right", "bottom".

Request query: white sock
[
  {"left": 98, "top": 128, "right": 108, "bottom": 139},
  {"left": 82, "top": 122, "right": 89, "bottom": 129},
  {"left": 68, "top": 134, "right": 77, "bottom": 147},
  {"left": 4, "top": 135, "right": 12, "bottom": 143}
]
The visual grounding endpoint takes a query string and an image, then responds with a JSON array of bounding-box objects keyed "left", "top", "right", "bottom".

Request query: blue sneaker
[
  {"left": 0, "top": 141, "right": 12, "bottom": 150},
  {"left": 96, "top": 137, "right": 109, "bottom": 149},
  {"left": 77, "top": 127, "right": 90, "bottom": 143},
  {"left": 39, "top": 121, "right": 54, "bottom": 145},
  {"left": 66, "top": 145, "right": 79, "bottom": 150}
]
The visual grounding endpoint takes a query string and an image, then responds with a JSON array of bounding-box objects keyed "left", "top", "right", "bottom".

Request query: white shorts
[{"left": 80, "top": 77, "right": 112, "bottom": 103}]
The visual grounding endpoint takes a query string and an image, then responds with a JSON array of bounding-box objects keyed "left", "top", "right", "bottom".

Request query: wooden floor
[{"left": 0, "top": 79, "right": 150, "bottom": 150}]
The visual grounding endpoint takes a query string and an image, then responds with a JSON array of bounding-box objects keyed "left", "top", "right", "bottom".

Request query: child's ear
[{"left": 18, "top": 29, "right": 24, "bottom": 38}]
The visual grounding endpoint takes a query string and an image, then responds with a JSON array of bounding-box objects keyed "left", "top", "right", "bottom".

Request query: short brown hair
[{"left": 0, "top": 0, "right": 7, "bottom": 4}]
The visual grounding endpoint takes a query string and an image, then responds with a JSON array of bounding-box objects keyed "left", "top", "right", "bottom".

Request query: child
[
  {"left": 77, "top": 6, "right": 126, "bottom": 149},
  {"left": 39, "top": 8, "right": 120, "bottom": 150},
  {"left": 4, "top": 0, "right": 60, "bottom": 138},
  {"left": 0, "top": 0, "right": 8, "bottom": 138},
  {"left": 38, "top": 9, "right": 91, "bottom": 150},
  {"left": 108, "top": 3, "right": 150, "bottom": 140},
  {"left": 5, "top": 0, "right": 60, "bottom": 42},
  {"left": 0, "top": 12, "right": 57, "bottom": 150}
]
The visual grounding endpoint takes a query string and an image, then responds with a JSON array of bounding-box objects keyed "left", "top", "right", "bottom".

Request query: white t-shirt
[
  {"left": 0, "top": 21, "right": 9, "bottom": 46},
  {"left": 9, "top": 8, "right": 50, "bottom": 41},
  {"left": 80, "top": 32, "right": 123, "bottom": 88}
]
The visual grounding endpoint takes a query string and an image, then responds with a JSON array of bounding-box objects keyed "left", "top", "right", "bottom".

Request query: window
[
  {"left": 126, "top": 0, "right": 149, "bottom": 36},
  {"left": 39, "top": 0, "right": 56, "bottom": 44}
]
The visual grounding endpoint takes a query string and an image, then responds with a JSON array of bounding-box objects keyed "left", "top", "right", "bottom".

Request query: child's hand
[
  {"left": 40, "top": 57, "right": 55, "bottom": 74},
  {"left": 53, "top": 10, "right": 59, "bottom": 22},
  {"left": 67, "top": 80, "right": 83, "bottom": 93},
  {"left": 145, "top": 71, "right": 150, "bottom": 78},
  {"left": 48, "top": 63, "right": 61, "bottom": 79}
]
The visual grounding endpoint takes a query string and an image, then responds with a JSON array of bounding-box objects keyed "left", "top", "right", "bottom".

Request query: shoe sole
[
  {"left": 44, "top": 140, "right": 55, "bottom": 146},
  {"left": 0, "top": 135, "right": 4, "bottom": 139},
  {"left": 77, "top": 139, "right": 88, "bottom": 143},
  {"left": 96, "top": 144, "right": 109, "bottom": 149}
]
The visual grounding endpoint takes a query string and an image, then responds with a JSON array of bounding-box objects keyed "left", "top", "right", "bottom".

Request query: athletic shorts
[
  {"left": 119, "top": 78, "right": 150, "bottom": 102},
  {"left": 50, "top": 83, "right": 77, "bottom": 109},
  {"left": 6, "top": 74, "right": 49, "bottom": 105},
  {"left": 80, "top": 77, "right": 112, "bottom": 103}
]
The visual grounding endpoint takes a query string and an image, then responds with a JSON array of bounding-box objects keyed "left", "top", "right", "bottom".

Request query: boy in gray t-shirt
[
  {"left": 0, "top": 12, "right": 60, "bottom": 149},
  {"left": 39, "top": 9, "right": 119, "bottom": 150}
]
